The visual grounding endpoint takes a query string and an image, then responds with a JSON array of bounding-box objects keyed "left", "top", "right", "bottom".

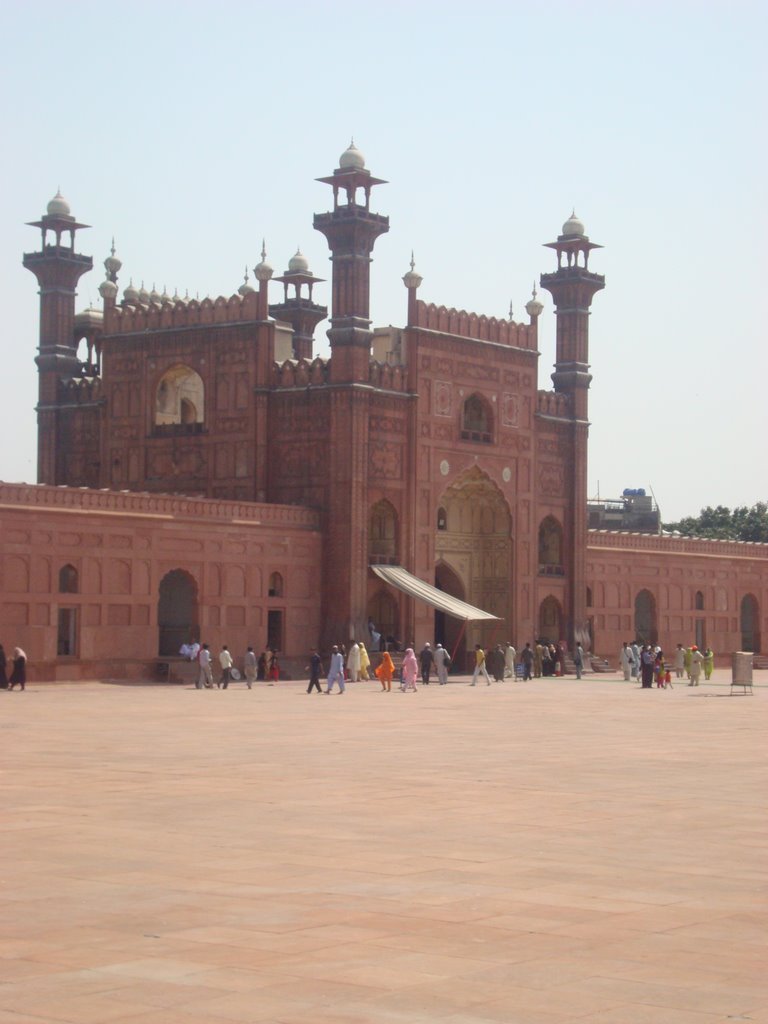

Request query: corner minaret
[
  {"left": 539, "top": 213, "right": 605, "bottom": 650},
  {"left": 313, "top": 141, "right": 389, "bottom": 381},
  {"left": 539, "top": 212, "right": 604, "bottom": 421},
  {"left": 23, "top": 191, "right": 93, "bottom": 484}
]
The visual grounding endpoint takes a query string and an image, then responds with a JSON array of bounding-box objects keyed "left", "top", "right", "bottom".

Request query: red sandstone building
[{"left": 3, "top": 143, "right": 764, "bottom": 679}]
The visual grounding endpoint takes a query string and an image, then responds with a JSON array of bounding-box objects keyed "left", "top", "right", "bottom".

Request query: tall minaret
[
  {"left": 312, "top": 144, "right": 389, "bottom": 648},
  {"left": 23, "top": 191, "right": 93, "bottom": 484},
  {"left": 314, "top": 141, "right": 389, "bottom": 381},
  {"left": 540, "top": 212, "right": 604, "bottom": 648}
]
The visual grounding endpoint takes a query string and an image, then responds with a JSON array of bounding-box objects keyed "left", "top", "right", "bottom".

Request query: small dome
[
  {"left": 47, "top": 190, "right": 71, "bottom": 217},
  {"left": 562, "top": 211, "right": 585, "bottom": 238},
  {"left": 288, "top": 248, "right": 309, "bottom": 274},
  {"left": 238, "top": 267, "right": 255, "bottom": 295},
  {"left": 339, "top": 140, "right": 365, "bottom": 171},
  {"left": 99, "top": 279, "right": 118, "bottom": 300},
  {"left": 104, "top": 241, "right": 121, "bottom": 276},
  {"left": 160, "top": 286, "right": 171, "bottom": 303},
  {"left": 74, "top": 306, "right": 104, "bottom": 328},
  {"left": 402, "top": 253, "right": 422, "bottom": 290},
  {"left": 254, "top": 240, "right": 273, "bottom": 282},
  {"left": 138, "top": 282, "right": 150, "bottom": 304},
  {"left": 149, "top": 284, "right": 161, "bottom": 304},
  {"left": 123, "top": 280, "right": 139, "bottom": 304},
  {"left": 525, "top": 283, "right": 544, "bottom": 319}
]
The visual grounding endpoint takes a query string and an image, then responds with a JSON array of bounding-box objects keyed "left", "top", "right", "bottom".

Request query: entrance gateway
[{"left": 369, "top": 565, "right": 502, "bottom": 665}]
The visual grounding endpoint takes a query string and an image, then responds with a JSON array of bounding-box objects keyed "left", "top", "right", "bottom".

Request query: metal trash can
[{"left": 731, "top": 652, "right": 753, "bottom": 694}]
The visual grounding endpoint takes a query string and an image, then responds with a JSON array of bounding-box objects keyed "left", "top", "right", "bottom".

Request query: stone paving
[{"left": 1, "top": 668, "right": 766, "bottom": 1024}]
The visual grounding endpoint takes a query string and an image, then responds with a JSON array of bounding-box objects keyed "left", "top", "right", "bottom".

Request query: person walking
[
  {"left": 7, "top": 647, "right": 27, "bottom": 690},
  {"left": 419, "top": 643, "right": 434, "bottom": 685},
  {"left": 401, "top": 647, "right": 419, "bottom": 691},
  {"left": 219, "top": 645, "right": 233, "bottom": 688},
  {"left": 326, "top": 646, "right": 345, "bottom": 694},
  {"left": 521, "top": 643, "right": 534, "bottom": 681},
  {"left": 689, "top": 645, "right": 704, "bottom": 685},
  {"left": 640, "top": 645, "right": 655, "bottom": 688},
  {"left": 433, "top": 643, "right": 450, "bottom": 685},
  {"left": 504, "top": 642, "right": 517, "bottom": 679},
  {"left": 306, "top": 648, "right": 323, "bottom": 693},
  {"left": 470, "top": 644, "right": 492, "bottom": 686},
  {"left": 358, "top": 641, "right": 371, "bottom": 681},
  {"left": 674, "top": 643, "right": 685, "bottom": 679},
  {"left": 196, "top": 643, "right": 213, "bottom": 688},
  {"left": 244, "top": 646, "right": 257, "bottom": 688},
  {"left": 0, "top": 644, "right": 7, "bottom": 689},
  {"left": 574, "top": 642, "right": 584, "bottom": 680},
  {"left": 620, "top": 642, "right": 632, "bottom": 681},
  {"left": 533, "top": 642, "right": 544, "bottom": 679},
  {"left": 375, "top": 650, "right": 395, "bottom": 691},
  {"left": 346, "top": 643, "right": 361, "bottom": 683}
]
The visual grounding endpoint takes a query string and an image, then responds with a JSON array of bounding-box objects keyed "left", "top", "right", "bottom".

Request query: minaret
[
  {"left": 313, "top": 141, "right": 389, "bottom": 381},
  {"left": 539, "top": 212, "right": 604, "bottom": 649},
  {"left": 269, "top": 249, "right": 327, "bottom": 360},
  {"left": 23, "top": 191, "right": 93, "bottom": 484}
]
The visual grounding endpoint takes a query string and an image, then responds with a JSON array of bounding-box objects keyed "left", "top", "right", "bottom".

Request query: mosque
[{"left": 3, "top": 142, "right": 765, "bottom": 680}]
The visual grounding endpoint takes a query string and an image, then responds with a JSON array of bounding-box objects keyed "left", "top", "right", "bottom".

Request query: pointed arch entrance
[
  {"left": 740, "top": 594, "right": 760, "bottom": 652},
  {"left": 434, "top": 561, "right": 465, "bottom": 658},
  {"left": 538, "top": 595, "right": 563, "bottom": 643},
  {"left": 436, "top": 466, "right": 512, "bottom": 661},
  {"left": 634, "top": 589, "right": 658, "bottom": 645},
  {"left": 158, "top": 569, "right": 199, "bottom": 656}
]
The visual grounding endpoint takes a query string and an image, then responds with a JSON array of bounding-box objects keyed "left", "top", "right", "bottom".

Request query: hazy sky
[{"left": 1, "top": 0, "right": 765, "bottom": 522}]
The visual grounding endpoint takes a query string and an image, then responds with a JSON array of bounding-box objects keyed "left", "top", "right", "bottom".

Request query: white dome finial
[
  {"left": 339, "top": 139, "right": 366, "bottom": 170},
  {"left": 47, "top": 189, "right": 71, "bottom": 217},
  {"left": 562, "top": 210, "right": 586, "bottom": 238},
  {"left": 402, "top": 250, "right": 423, "bottom": 290},
  {"left": 254, "top": 239, "right": 273, "bottom": 282},
  {"left": 526, "top": 281, "right": 544, "bottom": 319}
]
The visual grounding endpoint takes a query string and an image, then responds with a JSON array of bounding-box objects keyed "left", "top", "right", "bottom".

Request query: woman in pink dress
[{"left": 401, "top": 648, "right": 419, "bottom": 691}]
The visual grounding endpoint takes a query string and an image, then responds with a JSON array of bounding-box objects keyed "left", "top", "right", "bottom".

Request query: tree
[{"left": 663, "top": 502, "right": 768, "bottom": 542}]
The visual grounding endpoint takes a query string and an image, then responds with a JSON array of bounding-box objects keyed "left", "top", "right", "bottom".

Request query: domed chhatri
[
  {"left": 47, "top": 189, "right": 71, "bottom": 218},
  {"left": 104, "top": 239, "right": 121, "bottom": 277},
  {"left": 123, "top": 279, "right": 139, "bottom": 305},
  {"left": 288, "top": 248, "right": 310, "bottom": 274},
  {"left": 561, "top": 210, "right": 586, "bottom": 238},
  {"left": 339, "top": 139, "right": 365, "bottom": 171}
]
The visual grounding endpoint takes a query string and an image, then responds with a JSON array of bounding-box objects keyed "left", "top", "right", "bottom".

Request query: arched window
[
  {"left": 461, "top": 394, "right": 492, "bottom": 443},
  {"left": 59, "top": 564, "right": 79, "bottom": 594},
  {"left": 538, "top": 516, "right": 564, "bottom": 575},
  {"left": 268, "top": 572, "right": 284, "bottom": 597},
  {"left": 694, "top": 590, "right": 704, "bottom": 610},
  {"left": 155, "top": 364, "right": 204, "bottom": 430},
  {"left": 437, "top": 506, "right": 447, "bottom": 531},
  {"left": 368, "top": 500, "right": 398, "bottom": 564},
  {"left": 586, "top": 586, "right": 593, "bottom": 607}
]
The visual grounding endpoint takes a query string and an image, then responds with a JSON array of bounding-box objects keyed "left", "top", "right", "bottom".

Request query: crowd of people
[{"left": 619, "top": 640, "right": 715, "bottom": 688}]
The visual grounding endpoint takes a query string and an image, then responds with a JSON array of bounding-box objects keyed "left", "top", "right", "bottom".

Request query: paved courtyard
[{"left": 1, "top": 669, "right": 766, "bottom": 1024}]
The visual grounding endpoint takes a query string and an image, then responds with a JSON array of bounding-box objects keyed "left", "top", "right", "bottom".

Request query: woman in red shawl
[{"left": 375, "top": 650, "right": 395, "bottom": 692}]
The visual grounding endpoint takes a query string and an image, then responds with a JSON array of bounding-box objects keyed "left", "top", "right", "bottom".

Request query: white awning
[{"left": 370, "top": 565, "right": 502, "bottom": 622}]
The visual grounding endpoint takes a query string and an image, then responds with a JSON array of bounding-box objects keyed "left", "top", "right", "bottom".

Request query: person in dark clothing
[
  {"left": 0, "top": 644, "right": 7, "bottom": 688},
  {"left": 419, "top": 643, "right": 434, "bottom": 684},
  {"left": 306, "top": 649, "right": 323, "bottom": 693},
  {"left": 521, "top": 643, "right": 534, "bottom": 681},
  {"left": 8, "top": 648, "right": 27, "bottom": 690}
]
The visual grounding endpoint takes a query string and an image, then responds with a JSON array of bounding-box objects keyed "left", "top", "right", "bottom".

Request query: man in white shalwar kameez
[
  {"left": 346, "top": 642, "right": 361, "bottom": 682},
  {"left": 504, "top": 643, "right": 517, "bottom": 679}
]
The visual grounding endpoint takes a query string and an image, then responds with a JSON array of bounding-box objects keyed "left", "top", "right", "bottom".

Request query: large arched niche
[
  {"left": 436, "top": 466, "right": 512, "bottom": 657},
  {"left": 158, "top": 569, "right": 199, "bottom": 656},
  {"left": 155, "top": 364, "right": 204, "bottom": 426}
]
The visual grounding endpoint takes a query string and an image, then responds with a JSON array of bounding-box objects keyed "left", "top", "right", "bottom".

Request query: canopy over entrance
[{"left": 370, "top": 565, "right": 502, "bottom": 622}]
